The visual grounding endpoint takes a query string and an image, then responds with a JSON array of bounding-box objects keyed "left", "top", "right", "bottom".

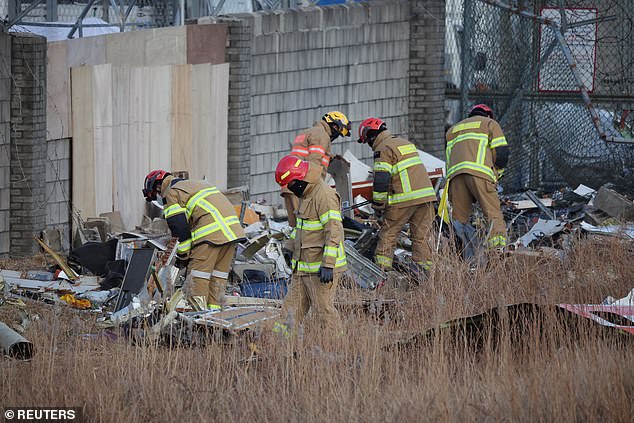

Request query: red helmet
[
  {"left": 357, "top": 117, "right": 386, "bottom": 144},
  {"left": 275, "top": 156, "right": 309, "bottom": 187},
  {"left": 143, "top": 169, "right": 170, "bottom": 201},
  {"left": 469, "top": 104, "right": 494, "bottom": 118}
]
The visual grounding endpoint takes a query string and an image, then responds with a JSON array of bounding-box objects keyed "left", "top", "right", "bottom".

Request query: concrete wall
[
  {"left": 0, "top": 32, "right": 10, "bottom": 256},
  {"left": 9, "top": 33, "right": 48, "bottom": 257},
  {"left": 207, "top": 0, "right": 447, "bottom": 205},
  {"left": 46, "top": 137, "right": 71, "bottom": 252}
]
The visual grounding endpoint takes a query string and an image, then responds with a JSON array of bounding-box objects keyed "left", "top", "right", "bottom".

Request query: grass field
[{"left": 1, "top": 237, "right": 633, "bottom": 422}]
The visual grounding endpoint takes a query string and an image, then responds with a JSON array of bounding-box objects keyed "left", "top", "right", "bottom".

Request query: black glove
[
  {"left": 175, "top": 255, "right": 189, "bottom": 269},
  {"left": 373, "top": 207, "right": 384, "bottom": 219},
  {"left": 318, "top": 266, "right": 334, "bottom": 284}
]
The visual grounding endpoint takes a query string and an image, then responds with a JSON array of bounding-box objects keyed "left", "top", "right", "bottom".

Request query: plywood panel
[
  {"left": 146, "top": 27, "right": 187, "bottom": 65},
  {"left": 47, "top": 41, "right": 70, "bottom": 140},
  {"left": 106, "top": 30, "right": 147, "bottom": 66},
  {"left": 121, "top": 66, "right": 151, "bottom": 228},
  {"left": 148, "top": 66, "right": 173, "bottom": 171},
  {"left": 111, "top": 65, "right": 132, "bottom": 228},
  {"left": 70, "top": 65, "right": 96, "bottom": 219},
  {"left": 187, "top": 24, "right": 227, "bottom": 65},
  {"left": 191, "top": 63, "right": 228, "bottom": 189},
  {"left": 92, "top": 64, "right": 113, "bottom": 215},
  {"left": 66, "top": 36, "right": 107, "bottom": 67},
  {"left": 171, "top": 64, "right": 192, "bottom": 172}
]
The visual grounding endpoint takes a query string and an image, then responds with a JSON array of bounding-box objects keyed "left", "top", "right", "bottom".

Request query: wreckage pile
[{"left": 1, "top": 182, "right": 633, "bottom": 361}]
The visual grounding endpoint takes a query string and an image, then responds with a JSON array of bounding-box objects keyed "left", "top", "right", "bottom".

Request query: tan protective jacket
[
  {"left": 371, "top": 131, "right": 436, "bottom": 209},
  {"left": 161, "top": 176, "right": 245, "bottom": 256},
  {"left": 290, "top": 120, "right": 333, "bottom": 172},
  {"left": 289, "top": 179, "right": 347, "bottom": 274},
  {"left": 445, "top": 116, "right": 508, "bottom": 183}
]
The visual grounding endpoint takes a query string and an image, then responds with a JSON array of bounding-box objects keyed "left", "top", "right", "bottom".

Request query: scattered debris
[{"left": 1, "top": 166, "right": 632, "bottom": 353}]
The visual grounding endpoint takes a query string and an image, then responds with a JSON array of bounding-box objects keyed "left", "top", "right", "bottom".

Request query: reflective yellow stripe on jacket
[
  {"left": 446, "top": 132, "right": 496, "bottom": 181},
  {"left": 297, "top": 210, "right": 342, "bottom": 231},
  {"left": 185, "top": 187, "right": 239, "bottom": 242},
  {"left": 292, "top": 241, "right": 347, "bottom": 273},
  {"left": 376, "top": 153, "right": 433, "bottom": 206}
]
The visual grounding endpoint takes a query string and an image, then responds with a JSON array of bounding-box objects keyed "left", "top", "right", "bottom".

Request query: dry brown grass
[{"left": 1, "top": 237, "right": 633, "bottom": 422}]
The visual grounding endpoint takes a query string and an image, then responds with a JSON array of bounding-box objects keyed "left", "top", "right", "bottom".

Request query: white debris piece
[
  {"left": 519, "top": 219, "right": 566, "bottom": 246},
  {"left": 580, "top": 222, "right": 634, "bottom": 239},
  {"left": 573, "top": 184, "right": 596, "bottom": 197}
]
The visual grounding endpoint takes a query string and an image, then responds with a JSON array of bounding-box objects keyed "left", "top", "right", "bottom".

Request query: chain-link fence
[{"left": 446, "top": 0, "right": 634, "bottom": 194}]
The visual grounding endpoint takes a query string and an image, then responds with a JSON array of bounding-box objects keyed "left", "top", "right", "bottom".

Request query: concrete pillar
[
  {"left": 225, "top": 18, "right": 254, "bottom": 189},
  {"left": 9, "top": 33, "right": 47, "bottom": 257},
  {"left": 0, "top": 32, "right": 11, "bottom": 256},
  {"left": 408, "top": 0, "right": 447, "bottom": 159}
]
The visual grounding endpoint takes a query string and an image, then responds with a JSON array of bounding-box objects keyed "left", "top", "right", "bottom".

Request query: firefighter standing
[
  {"left": 445, "top": 104, "right": 510, "bottom": 249},
  {"left": 357, "top": 118, "right": 437, "bottom": 274},
  {"left": 282, "top": 111, "right": 351, "bottom": 227},
  {"left": 273, "top": 156, "right": 347, "bottom": 334},
  {"left": 142, "top": 170, "right": 245, "bottom": 310}
]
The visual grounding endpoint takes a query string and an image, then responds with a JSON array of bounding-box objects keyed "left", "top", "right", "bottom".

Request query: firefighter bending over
[
  {"left": 445, "top": 104, "right": 510, "bottom": 249},
  {"left": 142, "top": 170, "right": 245, "bottom": 310},
  {"left": 358, "top": 118, "right": 437, "bottom": 276}
]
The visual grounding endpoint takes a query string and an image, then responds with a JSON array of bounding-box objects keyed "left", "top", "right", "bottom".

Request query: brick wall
[
  {"left": 0, "top": 32, "right": 10, "bottom": 256},
  {"left": 225, "top": 19, "right": 254, "bottom": 189},
  {"left": 9, "top": 33, "right": 47, "bottom": 257},
  {"left": 409, "top": 0, "right": 446, "bottom": 158}
]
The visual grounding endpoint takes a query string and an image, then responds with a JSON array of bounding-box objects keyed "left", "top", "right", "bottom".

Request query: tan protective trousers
[
  {"left": 448, "top": 173, "right": 506, "bottom": 243},
  {"left": 280, "top": 272, "right": 342, "bottom": 333},
  {"left": 188, "top": 242, "right": 236, "bottom": 307},
  {"left": 375, "top": 202, "right": 435, "bottom": 269}
]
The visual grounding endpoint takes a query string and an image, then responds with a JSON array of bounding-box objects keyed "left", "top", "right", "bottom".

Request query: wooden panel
[
  {"left": 46, "top": 41, "right": 70, "bottom": 140},
  {"left": 187, "top": 24, "right": 227, "bottom": 65},
  {"left": 148, "top": 66, "right": 173, "bottom": 175},
  {"left": 191, "top": 63, "right": 229, "bottom": 189},
  {"left": 66, "top": 36, "right": 107, "bottom": 67},
  {"left": 70, "top": 65, "right": 96, "bottom": 219},
  {"left": 111, "top": 65, "right": 173, "bottom": 229},
  {"left": 106, "top": 30, "right": 147, "bottom": 66},
  {"left": 121, "top": 66, "right": 150, "bottom": 228},
  {"left": 111, "top": 65, "right": 132, "bottom": 228},
  {"left": 92, "top": 64, "right": 113, "bottom": 215},
  {"left": 170, "top": 64, "right": 192, "bottom": 173},
  {"left": 146, "top": 27, "right": 187, "bottom": 65}
]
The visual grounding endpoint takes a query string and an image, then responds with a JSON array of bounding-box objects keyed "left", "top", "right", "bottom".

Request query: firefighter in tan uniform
[
  {"left": 282, "top": 111, "right": 351, "bottom": 227},
  {"left": 273, "top": 156, "right": 347, "bottom": 334},
  {"left": 445, "top": 104, "right": 510, "bottom": 249},
  {"left": 357, "top": 118, "right": 437, "bottom": 274},
  {"left": 142, "top": 170, "right": 246, "bottom": 310}
]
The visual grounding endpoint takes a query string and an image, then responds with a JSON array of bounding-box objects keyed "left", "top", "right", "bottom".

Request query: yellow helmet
[{"left": 322, "top": 111, "right": 351, "bottom": 137}]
